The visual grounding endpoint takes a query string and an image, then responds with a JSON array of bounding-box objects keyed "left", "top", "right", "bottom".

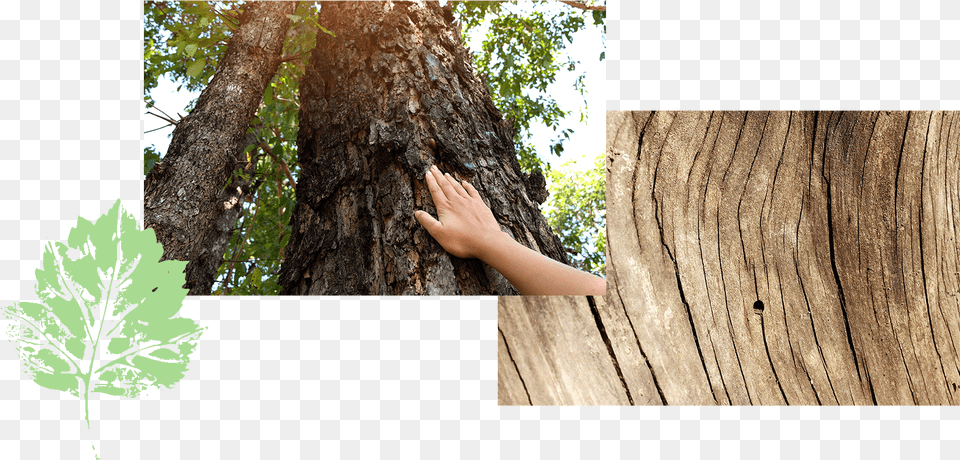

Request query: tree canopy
[
  {"left": 543, "top": 151, "right": 606, "bottom": 276},
  {"left": 143, "top": 1, "right": 606, "bottom": 294},
  {"left": 452, "top": 1, "right": 605, "bottom": 171}
]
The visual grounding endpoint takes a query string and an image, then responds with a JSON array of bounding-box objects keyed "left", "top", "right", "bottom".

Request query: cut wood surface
[{"left": 499, "top": 111, "right": 960, "bottom": 405}]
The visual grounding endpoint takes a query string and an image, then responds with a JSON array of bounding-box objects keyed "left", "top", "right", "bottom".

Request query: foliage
[
  {"left": 143, "top": 1, "right": 605, "bottom": 294},
  {"left": 543, "top": 152, "right": 606, "bottom": 276},
  {"left": 452, "top": 0, "right": 605, "bottom": 172},
  {"left": 212, "top": 147, "right": 296, "bottom": 296},
  {"left": 144, "top": 1, "right": 233, "bottom": 107},
  {"left": 144, "top": 1, "right": 318, "bottom": 295},
  {"left": 3, "top": 200, "right": 204, "bottom": 428},
  {"left": 143, "top": 144, "right": 161, "bottom": 177}
]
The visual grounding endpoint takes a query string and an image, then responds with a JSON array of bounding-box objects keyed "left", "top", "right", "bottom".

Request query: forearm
[
  {"left": 414, "top": 165, "right": 605, "bottom": 295},
  {"left": 477, "top": 231, "right": 606, "bottom": 296}
]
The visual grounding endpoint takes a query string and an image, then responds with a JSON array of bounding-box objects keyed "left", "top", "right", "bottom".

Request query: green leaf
[
  {"left": 306, "top": 15, "right": 336, "bottom": 38},
  {"left": 243, "top": 143, "right": 257, "bottom": 162},
  {"left": 503, "top": 53, "right": 515, "bottom": 69},
  {"left": 319, "top": 25, "right": 336, "bottom": 37},
  {"left": 184, "top": 43, "right": 198, "bottom": 58},
  {"left": 245, "top": 267, "right": 263, "bottom": 293},
  {"left": 143, "top": 145, "right": 161, "bottom": 177},
  {"left": 3, "top": 200, "right": 204, "bottom": 426},
  {"left": 186, "top": 57, "right": 206, "bottom": 78},
  {"left": 264, "top": 85, "right": 274, "bottom": 105},
  {"left": 592, "top": 10, "right": 605, "bottom": 27}
]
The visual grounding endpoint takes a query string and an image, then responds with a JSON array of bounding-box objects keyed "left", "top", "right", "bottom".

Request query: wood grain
[{"left": 498, "top": 111, "right": 960, "bottom": 405}]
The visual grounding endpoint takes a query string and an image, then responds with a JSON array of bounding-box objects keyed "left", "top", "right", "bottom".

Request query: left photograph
[{"left": 142, "top": 1, "right": 607, "bottom": 296}]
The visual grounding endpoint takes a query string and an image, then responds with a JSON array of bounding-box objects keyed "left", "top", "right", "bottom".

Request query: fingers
[
  {"left": 447, "top": 173, "right": 470, "bottom": 198},
  {"left": 429, "top": 165, "right": 470, "bottom": 200},
  {"left": 424, "top": 166, "right": 447, "bottom": 206},
  {"left": 433, "top": 167, "right": 463, "bottom": 200},
  {"left": 414, "top": 210, "right": 442, "bottom": 234},
  {"left": 435, "top": 166, "right": 469, "bottom": 198},
  {"left": 462, "top": 179, "right": 481, "bottom": 200}
]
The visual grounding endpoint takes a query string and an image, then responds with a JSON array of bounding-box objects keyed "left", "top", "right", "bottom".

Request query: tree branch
[
  {"left": 214, "top": 6, "right": 240, "bottom": 29},
  {"left": 258, "top": 140, "right": 297, "bottom": 189},
  {"left": 559, "top": 1, "right": 605, "bottom": 12},
  {"left": 224, "top": 195, "right": 258, "bottom": 294},
  {"left": 280, "top": 49, "right": 312, "bottom": 63},
  {"left": 146, "top": 109, "right": 180, "bottom": 127}
]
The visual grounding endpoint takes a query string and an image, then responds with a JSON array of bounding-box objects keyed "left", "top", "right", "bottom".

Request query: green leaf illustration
[{"left": 3, "top": 199, "right": 204, "bottom": 429}]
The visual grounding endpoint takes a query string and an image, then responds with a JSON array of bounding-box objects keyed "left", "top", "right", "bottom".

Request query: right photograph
[{"left": 500, "top": 111, "right": 960, "bottom": 405}]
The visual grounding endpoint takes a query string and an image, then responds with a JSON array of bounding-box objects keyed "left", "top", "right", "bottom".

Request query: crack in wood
[
  {"left": 919, "top": 112, "right": 953, "bottom": 402},
  {"left": 650, "top": 116, "right": 716, "bottom": 404},
  {"left": 761, "top": 268, "right": 786, "bottom": 404},
  {"left": 503, "top": 111, "right": 960, "bottom": 405},
  {"left": 795, "top": 247, "right": 841, "bottom": 404},
  {"left": 824, "top": 138, "right": 863, "bottom": 383},
  {"left": 587, "top": 296, "right": 635, "bottom": 405},
  {"left": 614, "top": 281, "right": 667, "bottom": 405},
  {"left": 498, "top": 326, "right": 532, "bottom": 405}
]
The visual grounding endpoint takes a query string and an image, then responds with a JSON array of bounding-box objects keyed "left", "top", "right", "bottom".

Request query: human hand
[
  {"left": 415, "top": 165, "right": 504, "bottom": 260},
  {"left": 415, "top": 164, "right": 605, "bottom": 295}
]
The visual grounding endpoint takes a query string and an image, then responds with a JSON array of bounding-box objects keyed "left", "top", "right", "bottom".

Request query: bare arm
[{"left": 414, "top": 165, "right": 606, "bottom": 296}]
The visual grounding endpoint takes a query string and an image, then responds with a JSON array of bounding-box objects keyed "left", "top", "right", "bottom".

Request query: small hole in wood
[{"left": 753, "top": 300, "right": 764, "bottom": 312}]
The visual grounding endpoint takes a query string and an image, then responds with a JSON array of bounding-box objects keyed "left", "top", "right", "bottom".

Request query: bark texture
[
  {"left": 143, "top": 2, "right": 295, "bottom": 295},
  {"left": 499, "top": 111, "right": 960, "bottom": 405},
  {"left": 279, "top": 1, "right": 567, "bottom": 295}
]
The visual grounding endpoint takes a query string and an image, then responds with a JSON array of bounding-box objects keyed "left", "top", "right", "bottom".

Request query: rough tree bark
[
  {"left": 143, "top": 2, "right": 295, "bottom": 295},
  {"left": 279, "top": 2, "right": 568, "bottom": 295},
  {"left": 499, "top": 111, "right": 960, "bottom": 405}
]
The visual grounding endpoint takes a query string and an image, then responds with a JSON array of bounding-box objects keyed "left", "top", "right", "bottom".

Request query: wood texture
[
  {"left": 498, "top": 111, "right": 960, "bottom": 405},
  {"left": 499, "top": 296, "right": 630, "bottom": 405},
  {"left": 279, "top": 2, "right": 568, "bottom": 295},
  {"left": 143, "top": 2, "right": 296, "bottom": 295}
]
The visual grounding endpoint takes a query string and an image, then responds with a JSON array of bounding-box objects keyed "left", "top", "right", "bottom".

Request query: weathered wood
[
  {"left": 499, "top": 111, "right": 960, "bottom": 405},
  {"left": 498, "top": 329, "right": 531, "bottom": 405},
  {"left": 590, "top": 293, "right": 666, "bottom": 405},
  {"left": 498, "top": 296, "right": 630, "bottom": 405}
]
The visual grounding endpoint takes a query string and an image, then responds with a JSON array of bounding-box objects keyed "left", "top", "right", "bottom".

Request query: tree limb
[
  {"left": 146, "top": 109, "right": 180, "bottom": 126},
  {"left": 559, "top": 1, "right": 606, "bottom": 12},
  {"left": 258, "top": 140, "right": 297, "bottom": 189},
  {"left": 280, "top": 49, "right": 312, "bottom": 63},
  {"left": 224, "top": 194, "right": 258, "bottom": 294},
  {"left": 214, "top": 6, "right": 240, "bottom": 29}
]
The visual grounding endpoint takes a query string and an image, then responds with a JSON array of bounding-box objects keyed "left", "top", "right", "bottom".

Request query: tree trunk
[
  {"left": 279, "top": 1, "right": 567, "bottom": 295},
  {"left": 143, "top": 2, "right": 295, "bottom": 295},
  {"left": 499, "top": 111, "right": 960, "bottom": 405}
]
